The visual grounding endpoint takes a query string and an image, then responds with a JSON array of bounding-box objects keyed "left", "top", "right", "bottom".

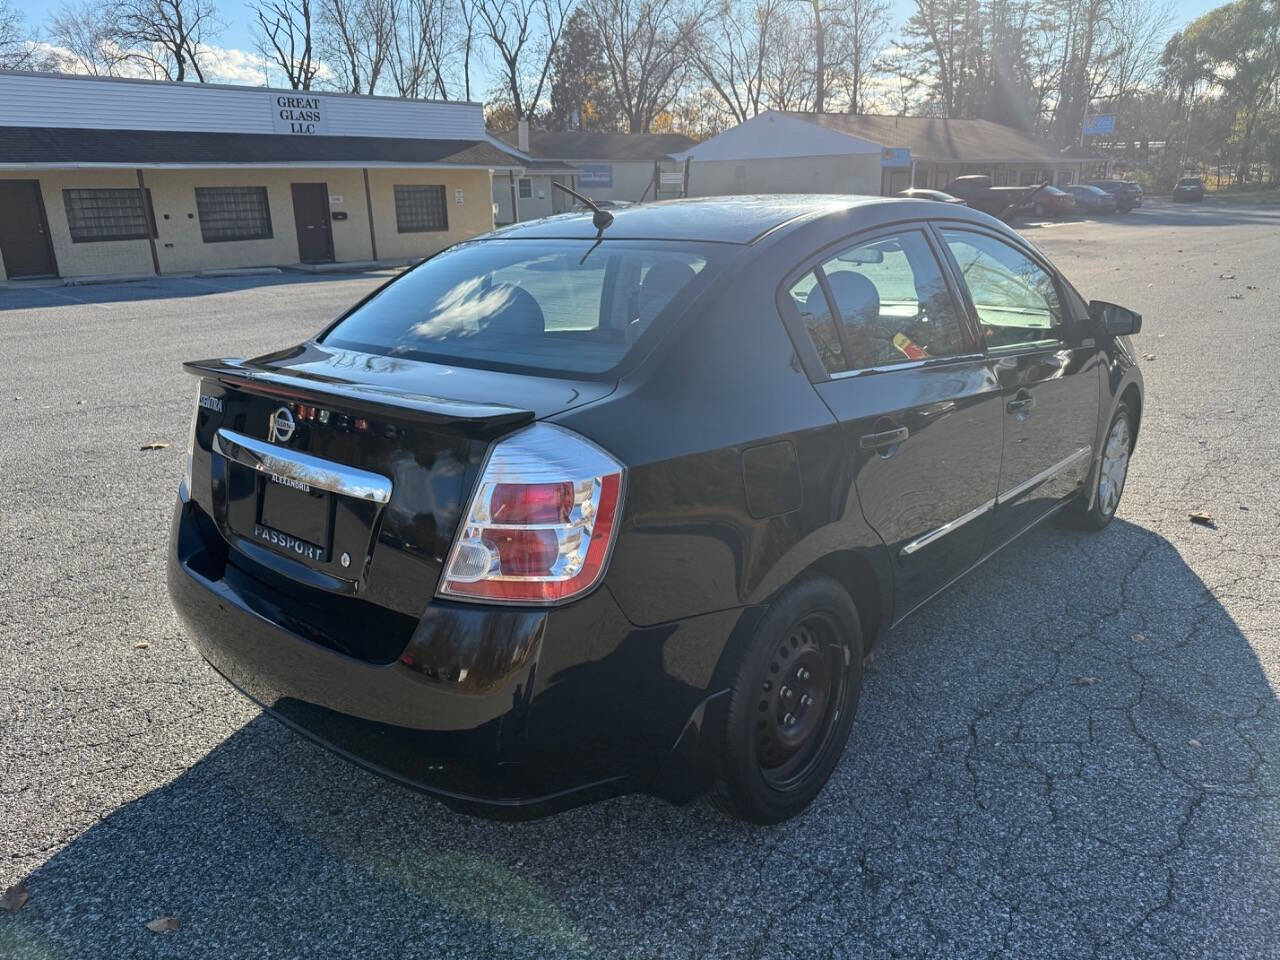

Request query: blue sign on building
[
  {"left": 578, "top": 164, "right": 613, "bottom": 188},
  {"left": 1084, "top": 114, "right": 1116, "bottom": 136},
  {"left": 879, "top": 147, "right": 911, "bottom": 168}
]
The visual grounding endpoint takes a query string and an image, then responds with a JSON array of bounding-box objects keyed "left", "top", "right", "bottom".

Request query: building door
[
  {"left": 291, "top": 182, "right": 334, "bottom": 263},
  {"left": 0, "top": 180, "right": 58, "bottom": 278}
]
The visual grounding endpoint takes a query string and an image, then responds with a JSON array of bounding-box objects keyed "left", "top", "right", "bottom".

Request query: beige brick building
[{"left": 0, "top": 72, "right": 523, "bottom": 283}]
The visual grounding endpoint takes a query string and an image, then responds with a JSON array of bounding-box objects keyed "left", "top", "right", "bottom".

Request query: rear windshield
[{"left": 321, "top": 238, "right": 723, "bottom": 376}]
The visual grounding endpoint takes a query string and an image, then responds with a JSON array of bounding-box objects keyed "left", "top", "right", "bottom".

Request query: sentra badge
[{"left": 269, "top": 406, "right": 296, "bottom": 442}]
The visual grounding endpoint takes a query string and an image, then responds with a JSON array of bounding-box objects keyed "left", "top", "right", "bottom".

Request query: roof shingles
[
  {"left": 778, "top": 112, "right": 1093, "bottom": 164},
  {"left": 0, "top": 126, "right": 523, "bottom": 167}
]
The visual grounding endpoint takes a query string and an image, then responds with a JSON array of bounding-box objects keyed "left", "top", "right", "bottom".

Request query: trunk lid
[{"left": 185, "top": 344, "right": 615, "bottom": 649}]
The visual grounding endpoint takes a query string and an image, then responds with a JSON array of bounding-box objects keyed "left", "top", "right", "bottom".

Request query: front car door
[
  {"left": 782, "top": 227, "right": 1004, "bottom": 621},
  {"left": 936, "top": 227, "right": 1100, "bottom": 546}
]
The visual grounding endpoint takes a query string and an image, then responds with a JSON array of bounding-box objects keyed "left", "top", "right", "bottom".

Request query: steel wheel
[
  {"left": 754, "top": 612, "right": 846, "bottom": 789},
  {"left": 714, "top": 574, "right": 863, "bottom": 824},
  {"left": 1098, "top": 414, "right": 1131, "bottom": 517}
]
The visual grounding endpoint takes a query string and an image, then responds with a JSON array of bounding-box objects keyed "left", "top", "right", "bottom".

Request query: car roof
[{"left": 485, "top": 195, "right": 989, "bottom": 245}]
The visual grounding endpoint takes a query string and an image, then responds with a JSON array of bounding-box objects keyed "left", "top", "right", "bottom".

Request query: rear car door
[
  {"left": 781, "top": 227, "right": 1004, "bottom": 621},
  {"left": 936, "top": 227, "right": 1100, "bottom": 546}
]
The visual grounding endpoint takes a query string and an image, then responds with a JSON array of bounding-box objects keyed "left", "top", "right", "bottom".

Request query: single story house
[
  {"left": 0, "top": 70, "right": 524, "bottom": 283},
  {"left": 672, "top": 110, "right": 1102, "bottom": 198},
  {"left": 491, "top": 125, "right": 696, "bottom": 224}
]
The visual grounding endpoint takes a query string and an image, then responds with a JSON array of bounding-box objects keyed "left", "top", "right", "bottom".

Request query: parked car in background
[
  {"left": 1173, "top": 177, "right": 1206, "bottom": 202},
  {"left": 573, "top": 199, "right": 634, "bottom": 211},
  {"left": 169, "top": 196, "right": 1145, "bottom": 824},
  {"left": 1019, "top": 185, "right": 1076, "bottom": 218},
  {"left": 1063, "top": 184, "right": 1118, "bottom": 215},
  {"left": 894, "top": 188, "right": 967, "bottom": 206},
  {"left": 943, "top": 176, "right": 1031, "bottom": 217},
  {"left": 1088, "top": 179, "right": 1143, "bottom": 211}
]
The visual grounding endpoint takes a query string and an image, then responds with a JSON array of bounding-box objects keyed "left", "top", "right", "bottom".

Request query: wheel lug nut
[
  {"left": 780, "top": 685, "right": 791, "bottom": 699},
  {"left": 784, "top": 713, "right": 796, "bottom": 726},
  {"left": 801, "top": 693, "right": 813, "bottom": 706}
]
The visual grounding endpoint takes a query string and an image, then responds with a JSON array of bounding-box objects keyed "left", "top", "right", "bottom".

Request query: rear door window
[
  {"left": 322, "top": 239, "right": 717, "bottom": 376},
  {"left": 817, "top": 230, "right": 976, "bottom": 369}
]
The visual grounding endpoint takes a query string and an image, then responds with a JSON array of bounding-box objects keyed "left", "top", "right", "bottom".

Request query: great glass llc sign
[{"left": 272, "top": 94, "right": 327, "bottom": 136}]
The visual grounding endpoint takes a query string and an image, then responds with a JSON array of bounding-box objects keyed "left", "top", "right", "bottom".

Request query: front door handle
[
  {"left": 859, "top": 426, "right": 909, "bottom": 450},
  {"left": 1007, "top": 392, "right": 1036, "bottom": 414}
]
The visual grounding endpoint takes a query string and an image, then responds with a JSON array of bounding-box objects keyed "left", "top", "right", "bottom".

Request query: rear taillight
[{"left": 438, "top": 423, "right": 625, "bottom": 605}]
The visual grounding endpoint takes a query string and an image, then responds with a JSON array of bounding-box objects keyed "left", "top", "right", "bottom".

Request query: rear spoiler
[
  {"left": 183, "top": 357, "right": 535, "bottom": 436},
  {"left": 999, "top": 181, "right": 1050, "bottom": 222}
]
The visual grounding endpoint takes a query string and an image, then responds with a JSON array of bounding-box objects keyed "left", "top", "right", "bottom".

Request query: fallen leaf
[
  {"left": 1227, "top": 294, "right": 1244, "bottom": 300},
  {"left": 133, "top": 641, "right": 150, "bottom": 649},
  {"left": 1073, "top": 676, "right": 1100, "bottom": 687},
  {"left": 2, "top": 883, "right": 29, "bottom": 914},
  {"left": 1218, "top": 272, "right": 1235, "bottom": 279},
  {"left": 1240, "top": 505, "right": 1250, "bottom": 511},
  {"left": 1142, "top": 353, "right": 1157, "bottom": 361},
  {"left": 1189, "top": 512, "right": 1216, "bottom": 528},
  {"left": 146, "top": 916, "right": 180, "bottom": 933},
  {"left": 1246, "top": 284, "right": 1258, "bottom": 290},
  {"left": 139, "top": 442, "right": 170, "bottom": 451},
  {"left": 1133, "top": 633, "right": 1145, "bottom": 643},
  {"left": 1188, "top": 738, "right": 1203, "bottom": 749}
]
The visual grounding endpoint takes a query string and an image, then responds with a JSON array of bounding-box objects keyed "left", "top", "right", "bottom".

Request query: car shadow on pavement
[{"left": 3, "top": 518, "right": 1276, "bottom": 958}]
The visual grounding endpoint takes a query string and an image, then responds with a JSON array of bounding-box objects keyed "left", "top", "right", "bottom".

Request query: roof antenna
[{"left": 552, "top": 181, "right": 614, "bottom": 234}]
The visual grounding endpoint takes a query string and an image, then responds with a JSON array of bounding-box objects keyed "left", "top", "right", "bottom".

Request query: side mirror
[{"left": 1090, "top": 300, "right": 1142, "bottom": 337}]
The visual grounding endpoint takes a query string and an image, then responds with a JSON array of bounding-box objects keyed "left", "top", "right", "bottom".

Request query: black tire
[
  {"left": 713, "top": 574, "right": 864, "bottom": 824},
  {"left": 1073, "top": 401, "right": 1133, "bottom": 531}
]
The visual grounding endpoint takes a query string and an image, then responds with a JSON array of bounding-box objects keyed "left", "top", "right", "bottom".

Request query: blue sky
[{"left": 17, "top": 0, "right": 1225, "bottom": 92}]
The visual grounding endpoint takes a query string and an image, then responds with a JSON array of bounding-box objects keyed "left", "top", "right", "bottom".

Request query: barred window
[
  {"left": 394, "top": 185, "right": 448, "bottom": 233},
  {"left": 195, "top": 186, "right": 273, "bottom": 243},
  {"left": 63, "top": 188, "right": 155, "bottom": 243}
]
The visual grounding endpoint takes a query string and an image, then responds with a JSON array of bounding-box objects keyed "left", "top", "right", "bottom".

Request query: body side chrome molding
[
  {"left": 899, "top": 445, "right": 1092, "bottom": 558},
  {"left": 215, "top": 428, "right": 393, "bottom": 504},
  {"left": 900, "top": 498, "right": 995, "bottom": 556},
  {"left": 996, "top": 445, "right": 1092, "bottom": 505}
]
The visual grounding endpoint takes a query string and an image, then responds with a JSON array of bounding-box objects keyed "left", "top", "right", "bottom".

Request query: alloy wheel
[{"left": 1098, "top": 415, "right": 1131, "bottom": 517}]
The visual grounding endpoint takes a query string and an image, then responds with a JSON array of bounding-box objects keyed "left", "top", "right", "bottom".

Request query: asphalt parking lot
[{"left": 2, "top": 200, "right": 1277, "bottom": 958}]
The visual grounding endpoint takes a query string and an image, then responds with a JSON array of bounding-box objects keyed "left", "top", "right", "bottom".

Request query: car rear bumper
[{"left": 168, "top": 492, "right": 744, "bottom": 818}]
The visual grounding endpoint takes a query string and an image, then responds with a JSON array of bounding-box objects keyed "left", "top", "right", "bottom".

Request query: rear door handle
[{"left": 859, "top": 426, "right": 909, "bottom": 450}]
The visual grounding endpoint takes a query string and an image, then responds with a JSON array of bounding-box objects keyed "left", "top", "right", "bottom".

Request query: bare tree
[
  {"left": 762, "top": 5, "right": 817, "bottom": 109},
  {"left": 691, "top": 0, "right": 783, "bottom": 122},
  {"left": 1100, "top": 0, "right": 1173, "bottom": 99},
  {"left": 387, "top": 0, "right": 452, "bottom": 96},
  {"left": 583, "top": 0, "right": 702, "bottom": 132},
  {"left": 48, "top": 1, "right": 129, "bottom": 75},
  {"left": 319, "top": 0, "right": 394, "bottom": 93},
  {"left": 829, "top": 0, "right": 890, "bottom": 113},
  {"left": 111, "top": 0, "right": 223, "bottom": 81},
  {"left": 253, "top": 0, "right": 321, "bottom": 88},
  {"left": 455, "top": 0, "right": 478, "bottom": 98},
  {"left": 474, "top": 0, "right": 569, "bottom": 120}
]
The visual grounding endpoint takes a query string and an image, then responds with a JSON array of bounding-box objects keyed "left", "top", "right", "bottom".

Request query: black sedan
[
  {"left": 1063, "top": 183, "right": 1118, "bottom": 215},
  {"left": 169, "top": 196, "right": 1144, "bottom": 823}
]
